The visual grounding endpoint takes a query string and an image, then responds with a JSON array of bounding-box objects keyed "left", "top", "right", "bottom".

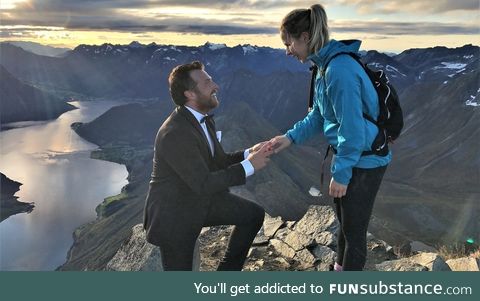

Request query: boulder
[
  {"left": 409, "top": 252, "right": 450, "bottom": 271},
  {"left": 446, "top": 257, "right": 480, "bottom": 271},
  {"left": 314, "top": 231, "right": 336, "bottom": 248},
  {"left": 263, "top": 214, "right": 284, "bottom": 238},
  {"left": 294, "top": 205, "right": 338, "bottom": 237},
  {"left": 270, "top": 239, "right": 296, "bottom": 259},
  {"left": 375, "top": 258, "right": 428, "bottom": 271},
  {"left": 295, "top": 249, "right": 317, "bottom": 267},
  {"left": 284, "top": 231, "right": 314, "bottom": 251},
  {"left": 312, "top": 245, "right": 336, "bottom": 264},
  {"left": 106, "top": 224, "right": 200, "bottom": 271}
]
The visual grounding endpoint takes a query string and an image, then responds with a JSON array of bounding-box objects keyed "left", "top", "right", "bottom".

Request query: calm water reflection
[{"left": 0, "top": 101, "right": 128, "bottom": 270}]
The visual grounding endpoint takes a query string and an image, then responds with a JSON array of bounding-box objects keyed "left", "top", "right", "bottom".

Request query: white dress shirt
[{"left": 185, "top": 106, "right": 254, "bottom": 177}]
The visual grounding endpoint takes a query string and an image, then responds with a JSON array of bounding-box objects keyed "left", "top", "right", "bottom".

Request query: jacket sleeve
[
  {"left": 224, "top": 150, "right": 246, "bottom": 166},
  {"left": 159, "top": 130, "right": 246, "bottom": 195},
  {"left": 325, "top": 64, "right": 365, "bottom": 185},
  {"left": 285, "top": 100, "right": 324, "bottom": 144}
]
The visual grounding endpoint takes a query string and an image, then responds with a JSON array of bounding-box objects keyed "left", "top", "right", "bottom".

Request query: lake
[{"left": 0, "top": 101, "right": 128, "bottom": 271}]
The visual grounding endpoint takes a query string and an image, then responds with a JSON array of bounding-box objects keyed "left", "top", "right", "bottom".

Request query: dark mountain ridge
[{"left": 0, "top": 65, "right": 76, "bottom": 125}]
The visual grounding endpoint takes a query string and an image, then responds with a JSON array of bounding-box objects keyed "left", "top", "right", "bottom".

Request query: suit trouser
[
  {"left": 159, "top": 193, "right": 265, "bottom": 271},
  {"left": 334, "top": 165, "right": 387, "bottom": 271}
]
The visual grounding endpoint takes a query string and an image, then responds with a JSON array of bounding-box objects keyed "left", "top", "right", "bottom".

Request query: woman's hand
[
  {"left": 269, "top": 135, "right": 291, "bottom": 154},
  {"left": 329, "top": 178, "right": 347, "bottom": 198}
]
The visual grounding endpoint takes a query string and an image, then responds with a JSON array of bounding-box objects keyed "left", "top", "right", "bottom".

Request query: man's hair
[
  {"left": 280, "top": 4, "right": 329, "bottom": 55},
  {"left": 168, "top": 61, "right": 204, "bottom": 106}
]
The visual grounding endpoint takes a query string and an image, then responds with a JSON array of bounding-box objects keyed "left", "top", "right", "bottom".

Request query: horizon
[
  {"left": 3, "top": 39, "right": 480, "bottom": 56},
  {"left": 0, "top": 1, "right": 479, "bottom": 53}
]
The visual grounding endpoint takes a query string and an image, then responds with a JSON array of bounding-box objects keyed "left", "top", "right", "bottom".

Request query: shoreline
[
  {"left": 58, "top": 143, "right": 150, "bottom": 270},
  {"left": 0, "top": 173, "right": 35, "bottom": 222}
]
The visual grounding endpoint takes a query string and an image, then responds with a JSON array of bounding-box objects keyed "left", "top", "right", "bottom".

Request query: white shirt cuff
[
  {"left": 241, "top": 159, "right": 255, "bottom": 177},
  {"left": 243, "top": 149, "right": 250, "bottom": 159}
]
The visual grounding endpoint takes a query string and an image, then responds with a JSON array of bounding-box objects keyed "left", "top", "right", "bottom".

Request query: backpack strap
[{"left": 308, "top": 65, "right": 318, "bottom": 111}]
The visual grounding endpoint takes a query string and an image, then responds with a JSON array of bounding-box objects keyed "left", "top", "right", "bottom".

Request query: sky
[{"left": 0, "top": 0, "right": 479, "bottom": 53}]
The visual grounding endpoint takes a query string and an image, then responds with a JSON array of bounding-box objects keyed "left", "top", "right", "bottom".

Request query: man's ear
[{"left": 184, "top": 90, "right": 195, "bottom": 101}]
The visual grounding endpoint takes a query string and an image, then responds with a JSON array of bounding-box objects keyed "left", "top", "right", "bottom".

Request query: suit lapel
[
  {"left": 205, "top": 120, "right": 222, "bottom": 158},
  {"left": 177, "top": 106, "right": 213, "bottom": 159}
]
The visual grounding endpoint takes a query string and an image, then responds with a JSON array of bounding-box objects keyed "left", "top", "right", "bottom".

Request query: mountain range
[{"left": 0, "top": 41, "right": 70, "bottom": 57}]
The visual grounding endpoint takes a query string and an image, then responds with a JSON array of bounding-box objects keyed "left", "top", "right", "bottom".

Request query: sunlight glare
[{"left": 0, "top": 0, "right": 29, "bottom": 10}]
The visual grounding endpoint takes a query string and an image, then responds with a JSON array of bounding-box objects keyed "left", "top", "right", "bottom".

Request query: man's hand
[
  {"left": 249, "top": 141, "right": 267, "bottom": 153},
  {"left": 269, "top": 135, "right": 291, "bottom": 154},
  {"left": 247, "top": 142, "right": 273, "bottom": 171},
  {"left": 329, "top": 178, "right": 347, "bottom": 198}
]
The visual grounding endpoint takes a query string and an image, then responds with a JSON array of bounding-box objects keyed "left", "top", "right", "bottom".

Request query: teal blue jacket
[{"left": 286, "top": 40, "right": 391, "bottom": 185}]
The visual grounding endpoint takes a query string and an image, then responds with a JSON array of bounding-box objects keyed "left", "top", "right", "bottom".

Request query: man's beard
[{"left": 195, "top": 90, "right": 219, "bottom": 111}]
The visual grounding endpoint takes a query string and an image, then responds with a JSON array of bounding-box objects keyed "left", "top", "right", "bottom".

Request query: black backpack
[{"left": 309, "top": 52, "right": 404, "bottom": 157}]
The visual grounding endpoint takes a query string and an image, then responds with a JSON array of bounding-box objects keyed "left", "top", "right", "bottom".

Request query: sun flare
[{"left": 0, "top": 0, "right": 29, "bottom": 10}]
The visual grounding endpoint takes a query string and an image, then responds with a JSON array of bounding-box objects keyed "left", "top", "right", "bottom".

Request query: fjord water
[{"left": 0, "top": 101, "right": 128, "bottom": 270}]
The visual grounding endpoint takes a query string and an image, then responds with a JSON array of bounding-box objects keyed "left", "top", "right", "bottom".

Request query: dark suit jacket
[{"left": 143, "top": 106, "right": 246, "bottom": 245}]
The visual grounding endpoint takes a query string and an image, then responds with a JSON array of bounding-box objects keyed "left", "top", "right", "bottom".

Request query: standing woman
[{"left": 270, "top": 4, "right": 391, "bottom": 271}]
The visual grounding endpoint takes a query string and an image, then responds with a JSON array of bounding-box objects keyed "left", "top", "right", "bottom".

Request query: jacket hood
[{"left": 308, "top": 39, "right": 362, "bottom": 69}]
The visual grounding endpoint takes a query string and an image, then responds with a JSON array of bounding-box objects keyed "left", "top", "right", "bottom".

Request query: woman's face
[{"left": 281, "top": 31, "right": 309, "bottom": 63}]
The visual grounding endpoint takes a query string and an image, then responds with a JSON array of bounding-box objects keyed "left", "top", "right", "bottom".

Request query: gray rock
[
  {"left": 286, "top": 221, "right": 296, "bottom": 229},
  {"left": 312, "top": 245, "right": 336, "bottom": 264},
  {"left": 446, "top": 257, "right": 480, "bottom": 271},
  {"left": 263, "top": 214, "right": 284, "bottom": 238},
  {"left": 252, "top": 231, "right": 270, "bottom": 246},
  {"left": 410, "top": 241, "right": 437, "bottom": 253},
  {"left": 364, "top": 238, "right": 398, "bottom": 270},
  {"left": 409, "top": 252, "right": 450, "bottom": 271},
  {"left": 375, "top": 258, "right": 428, "bottom": 271},
  {"left": 274, "top": 257, "right": 291, "bottom": 269},
  {"left": 314, "top": 231, "right": 336, "bottom": 247},
  {"left": 295, "top": 249, "right": 317, "bottom": 267},
  {"left": 274, "top": 227, "right": 292, "bottom": 241},
  {"left": 106, "top": 224, "right": 200, "bottom": 271},
  {"left": 294, "top": 205, "right": 338, "bottom": 237},
  {"left": 270, "top": 239, "right": 296, "bottom": 259},
  {"left": 316, "top": 262, "right": 332, "bottom": 271},
  {"left": 248, "top": 246, "right": 268, "bottom": 259},
  {"left": 284, "top": 231, "right": 314, "bottom": 251}
]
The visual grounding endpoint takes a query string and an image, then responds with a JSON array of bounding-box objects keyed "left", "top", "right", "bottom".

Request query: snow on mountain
[
  {"left": 242, "top": 45, "right": 258, "bottom": 55},
  {"left": 465, "top": 88, "right": 480, "bottom": 107},
  {"left": 205, "top": 42, "right": 227, "bottom": 51}
]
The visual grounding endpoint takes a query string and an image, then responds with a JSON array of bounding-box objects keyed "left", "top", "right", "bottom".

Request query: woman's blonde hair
[{"left": 280, "top": 4, "right": 330, "bottom": 55}]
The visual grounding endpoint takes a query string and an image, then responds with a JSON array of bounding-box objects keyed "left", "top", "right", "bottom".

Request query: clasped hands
[{"left": 246, "top": 135, "right": 289, "bottom": 171}]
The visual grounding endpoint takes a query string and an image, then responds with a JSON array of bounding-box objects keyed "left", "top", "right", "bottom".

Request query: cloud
[
  {"left": 335, "top": 0, "right": 479, "bottom": 14},
  {"left": 1, "top": 1, "right": 280, "bottom": 35},
  {"left": 331, "top": 20, "right": 479, "bottom": 35},
  {"left": 1, "top": 0, "right": 478, "bottom": 37}
]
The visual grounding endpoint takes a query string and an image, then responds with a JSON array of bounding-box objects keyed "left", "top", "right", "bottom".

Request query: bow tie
[{"left": 200, "top": 114, "right": 214, "bottom": 124}]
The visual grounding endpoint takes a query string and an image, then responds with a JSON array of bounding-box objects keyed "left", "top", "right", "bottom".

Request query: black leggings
[
  {"left": 334, "top": 165, "right": 387, "bottom": 271},
  {"left": 159, "top": 193, "right": 264, "bottom": 271}
]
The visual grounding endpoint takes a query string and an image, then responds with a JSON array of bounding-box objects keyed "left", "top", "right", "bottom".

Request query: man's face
[{"left": 189, "top": 69, "right": 219, "bottom": 112}]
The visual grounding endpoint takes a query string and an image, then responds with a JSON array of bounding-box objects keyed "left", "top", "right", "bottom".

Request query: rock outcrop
[
  {"left": 0, "top": 173, "right": 34, "bottom": 222},
  {"left": 105, "top": 205, "right": 478, "bottom": 272},
  {"left": 446, "top": 257, "right": 480, "bottom": 271}
]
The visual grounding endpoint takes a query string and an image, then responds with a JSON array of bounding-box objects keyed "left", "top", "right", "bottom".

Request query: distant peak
[
  {"left": 129, "top": 41, "right": 145, "bottom": 48},
  {"left": 204, "top": 42, "right": 227, "bottom": 50},
  {"left": 242, "top": 44, "right": 258, "bottom": 55}
]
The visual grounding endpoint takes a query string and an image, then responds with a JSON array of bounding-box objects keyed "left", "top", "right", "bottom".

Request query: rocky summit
[{"left": 106, "top": 205, "right": 478, "bottom": 272}]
